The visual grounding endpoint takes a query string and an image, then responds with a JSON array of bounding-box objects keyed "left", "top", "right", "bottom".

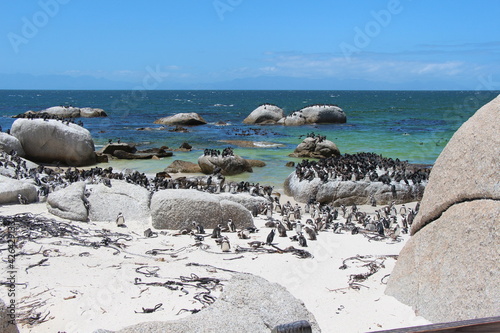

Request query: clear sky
[{"left": 1, "top": 0, "right": 499, "bottom": 90}]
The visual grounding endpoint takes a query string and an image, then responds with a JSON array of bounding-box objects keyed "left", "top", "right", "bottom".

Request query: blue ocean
[{"left": 0, "top": 90, "right": 497, "bottom": 190}]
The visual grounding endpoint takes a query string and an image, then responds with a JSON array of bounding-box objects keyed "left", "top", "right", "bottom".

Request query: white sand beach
[{"left": 0, "top": 196, "right": 430, "bottom": 333}]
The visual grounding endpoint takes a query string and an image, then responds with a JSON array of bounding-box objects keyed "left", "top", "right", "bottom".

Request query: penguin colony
[{"left": 295, "top": 152, "right": 430, "bottom": 185}]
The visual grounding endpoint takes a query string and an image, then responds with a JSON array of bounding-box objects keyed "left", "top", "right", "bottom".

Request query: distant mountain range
[{"left": 0, "top": 73, "right": 474, "bottom": 90}]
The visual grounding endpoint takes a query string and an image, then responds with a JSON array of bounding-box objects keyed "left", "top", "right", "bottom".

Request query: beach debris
[
  {"left": 338, "top": 254, "right": 398, "bottom": 289},
  {"left": 25, "top": 258, "right": 49, "bottom": 273},
  {"left": 135, "top": 303, "right": 163, "bottom": 314}
]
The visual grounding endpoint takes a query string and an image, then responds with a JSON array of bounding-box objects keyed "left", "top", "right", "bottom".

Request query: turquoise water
[{"left": 0, "top": 90, "right": 497, "bottom": 189}]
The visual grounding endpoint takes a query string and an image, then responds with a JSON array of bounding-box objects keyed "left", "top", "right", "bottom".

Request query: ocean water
[{"left": 0, "top": 90, "right": 497, "bottom": 190}]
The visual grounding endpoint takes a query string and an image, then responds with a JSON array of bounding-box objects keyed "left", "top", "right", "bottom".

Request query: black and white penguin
[
  {"left": 304, "top": 226, "right": 317, "bottom": 240},
  {"left": 221, "top": 237, "right": 231, "bottom": 252},
  {"left": 193, "top": 221, "right": 205, "bottom": 234},
  {"left": 277, "top": 222, "right": 287, "bottom": 237},
  {"left": 227, "top": 219, "right": 236, "bottom": 232},
  {"left": 266, "top": 229, "right": 275, "bottom": 245},
  {"left": 116, "top": 212, "right": 125, "bottom": 227},
  {"left": 17, "top": 194, "right": 27, "bottom": 205},
  {"left": 211, "top": 224, "right": 222, "bottom": 238},
  {"left": 298, "top": 233, "right": 308, "bottom": 247}
]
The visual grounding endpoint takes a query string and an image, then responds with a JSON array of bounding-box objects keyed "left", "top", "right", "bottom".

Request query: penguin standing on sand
[
  {"left": 221, "top": 237, "right": 231, "bottom": 252},
  {"left": 266, "top": 229, "right": 275, "bottom": 245},
  {"left": 116, "top": 212, "right": 125, "bottom": 227},
  {"left": 277, "top": 222, "right": 287, "bottom": 237},
  {"left": 298, "top": 232, "right": 308, "bottom": 247},
  {"left": 227, "top": 219, "right": 236, "bottom": 232},
  {"left": 211, "top": 224, "right": 222, "bottom": 239}
]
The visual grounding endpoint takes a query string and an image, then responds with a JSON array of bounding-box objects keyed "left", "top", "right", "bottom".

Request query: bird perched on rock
[{"left": 116, "top": 212, "right": 125, "bottom": 227}]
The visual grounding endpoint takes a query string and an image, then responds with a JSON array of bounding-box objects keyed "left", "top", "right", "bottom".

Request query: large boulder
[
  {"left": 154, "top": 113, "right": 207, "bottom": 126},
  {"left": 15, "top": 106, "right": 108, "bottom": 118},
  {"left": 0, "top": 175, "right": 38, "bottom": 204},
  {"left": 80, "top": 107, "right": 108, "bottom": 118},
  {"left": 411, "top": 95, "right": 500, "bottom": 235},
  {"left": 0, "top": 132, "right": 25, "bottom": 157},
  {"left": 98, "top": 143, "right": 136, "bottom": 155},
  {"left": 0, "top": 298, "right": 19, "bottom": 333},
  {"left": 87, "top": 181, "right": 151, "bottom": 224},
  {"left": 198, "top": 155, "right": 252, "bottom": 176},
  {"left": 284, "top": 173, "right": 425, "bottom": 205},
  {"left": 165, "top": 160, "right": 202, "bottom": 173},
  {"left": 42, "top": 106, "right": 81, "bottom": 118},
  {"left": 47, "top": 182, "right": 88, "bottom": 222},
  {"left": 289, "top": 137, "right": 340, "bottom": 159},
  {"left": 218, "top": 193, "right": 269, "bottom": 216},
  {"left": 281, "top": 104, "right": 346, "bottom": 125},
  {"left": 151, "top": 189, "right": 255, "bottom": 230},
  {"left": 10, "top": 119, "right": 96, "bottom": 166},
  {"left": 386, "top": 95, "right": 500, "bottom": 323},
  {"left": 243, "top": 104, "right": 285, "bottom": 124},
  {"left": 97, "top": 273, "right": 320, "bottom": 333}
]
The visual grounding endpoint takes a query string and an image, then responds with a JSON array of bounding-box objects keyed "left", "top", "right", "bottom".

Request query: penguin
[
  {"left": 376, "top": 221, "right": 385, "bottom": 236},
  {"left": 211, "top": 224, "right": 222, "bottom": 239},
  {"left": 277, "top": 222, "right": 287, "bottom": 237},
  {"left": 116, "top": 212, "right": 125, "bottom": 227},
  {"left": 17, "top": 194, "right": 27, "bottom": 205},
  {"left": 399, "top": 204, "right": 407, "bottom": 216},
  {"left": 220, "top": 237, "right": 231, "bottom": 252},
  {"left": 390, "top": 224, "right": 401, "bottom": 240},
  {"left": 266, "top": 229, "right": 275, "bottom": 245},
  {"left": 237, "top": 229, "right": 250, "bottom": 239},
  {"left": 304, "top": 226, "right": 317, "bottom": 240},
  {"left": 295, "top": 221, "right": 302, "bottom": 234},
  {"left": 227, "top": 219, "right": 236, "bottom": 232},
  {"left": 298, "top": 233, "right": 308, "bottom": 247},
  {"left": 192, "top": 221, "right": 205, "bottom": 234}
]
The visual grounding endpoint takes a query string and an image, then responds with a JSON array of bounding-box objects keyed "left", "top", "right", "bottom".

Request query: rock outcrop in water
[
  {"left": 10, "top": 118, "right": 96, "bottom": 166},
  {"left": 385, "top": 95, "right": 500, "bottom": 323},
  {"left": 289, "top": 136, "right": 340, "bottom": 159},
  {"left": 15, "top": 106, "right": 107, "bottom": 118},
  {"left": 244, "top": 103, "right": 346, "bottom": 125},
  {"left": 243, "top": 103, "right": 285, "bottom": 124},
  {"left": 154, "top": 112, "right": 207, "bottom": 126},
  {"left": 284, "top": 153, "right": 429, "bottom": 205}
]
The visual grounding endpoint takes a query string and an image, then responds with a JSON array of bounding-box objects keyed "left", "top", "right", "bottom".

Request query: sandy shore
[{"left": 0, "top": 195, "right": 430, "bottom": 332}]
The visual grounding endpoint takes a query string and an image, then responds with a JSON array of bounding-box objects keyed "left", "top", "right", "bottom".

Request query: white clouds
[{"left": 252, "top": 51, "right": 476, "bottom": 84}]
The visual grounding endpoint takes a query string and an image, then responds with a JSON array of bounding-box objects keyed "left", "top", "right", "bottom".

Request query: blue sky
[{"left": 1, "top": 0, "right": 500, "bottom": 90}]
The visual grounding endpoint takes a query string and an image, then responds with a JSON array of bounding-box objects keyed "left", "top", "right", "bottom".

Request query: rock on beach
[
  {"left": 243, "top": 104, "right": 285, "bottom": 124},
  {"left": 10, "top": 118, "right": 96, "bottom": 166},
  {"left": 151, "top": 189, "right": 255, "bottom": 230},
  {"left": 386, "top": 94, "right": 500, "bottom": 323}
]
